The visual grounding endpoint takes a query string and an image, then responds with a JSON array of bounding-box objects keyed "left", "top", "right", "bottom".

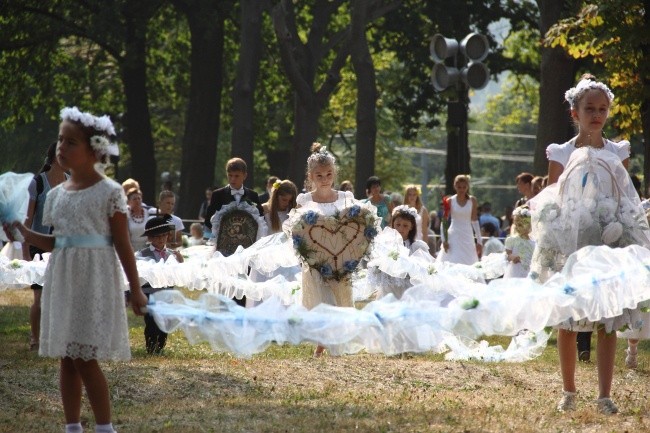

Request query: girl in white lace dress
[
  {"left": 6, "top": 107, "right": 147, "bottom": 433},
  {"left": 530, "top": 75, "right": 650, "bottom": 415}
]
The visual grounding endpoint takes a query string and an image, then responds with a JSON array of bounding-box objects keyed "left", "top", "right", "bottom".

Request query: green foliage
[{"left": 544, "top": 2, "right": 648, "bottom": 136}]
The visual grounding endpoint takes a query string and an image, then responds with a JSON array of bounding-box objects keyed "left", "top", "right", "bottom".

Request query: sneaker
[
  {"left": 625, "top": 348, "right": 638, "bottom": 369},
  {"left": 557, "top": 391, "right": 577, "bottom": 412},
  {"left": 578, "top": 350, "right": 591, "bottom": 362},
  {"left": 596, "top": 397, "right": 619, "bottom": 415}
]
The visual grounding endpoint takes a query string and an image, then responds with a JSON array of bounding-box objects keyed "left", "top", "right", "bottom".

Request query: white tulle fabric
[
  {"left": 39, "top": 179, "right": 132, "bottom": 361},
  {"left": 145, "top": 244, "right": 650, "bottom": 359},
  {"left": 529, "top": 147, "right": 650, "bottom": 331}
]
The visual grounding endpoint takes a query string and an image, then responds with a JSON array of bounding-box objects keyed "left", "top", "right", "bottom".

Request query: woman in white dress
[{"left": 436, "top": 175, "right": 482, "bottom": 265}]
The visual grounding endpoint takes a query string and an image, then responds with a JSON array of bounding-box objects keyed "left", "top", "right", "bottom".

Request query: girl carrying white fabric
[
  {"left": 529, "top": 74, "right": 650, "bottom": 415},
  {"left": 4, "top": 107, "right": 147, "bottom": 433}
]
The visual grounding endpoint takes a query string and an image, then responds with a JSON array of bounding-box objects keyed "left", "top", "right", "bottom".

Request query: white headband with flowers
[
  {"left": 512, "top": 206, "right": 531, "bottom": 219},
  {"left": 564, "top": 79, "right": 614, "bottom": 109},
  {"left": 392, "top": 205, "right": 418, "bottom": 218},
  {"left": 60, "top": 106, "right": 119, "bottom": 158}
]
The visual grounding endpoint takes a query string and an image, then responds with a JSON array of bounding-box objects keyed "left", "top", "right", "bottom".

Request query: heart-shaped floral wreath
[{"left": 290, "top": 205, "right": 380, "bottom": 281}]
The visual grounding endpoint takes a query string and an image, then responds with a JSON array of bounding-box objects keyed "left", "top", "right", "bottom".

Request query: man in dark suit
[{"left": 204, "top": 158, "right": 263, "bottom": 307}]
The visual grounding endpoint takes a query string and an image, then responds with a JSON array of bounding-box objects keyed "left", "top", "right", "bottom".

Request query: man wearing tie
[{"left": 203, "top": 158, "right": 263, "bottom": 307}]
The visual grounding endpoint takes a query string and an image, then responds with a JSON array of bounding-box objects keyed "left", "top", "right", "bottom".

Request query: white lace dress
[
  {"left": 293, "top": 191, "right": 357, "bottom": 309},
  {"left": 40, "top": 178, "right": 132, "bottom": 361}
]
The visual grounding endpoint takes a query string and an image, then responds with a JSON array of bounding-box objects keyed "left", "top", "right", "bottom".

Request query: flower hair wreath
[
  {"left": 564, "top": 79, "right": 614, "bottom": 109},
  {"left": 60, "top": 106, "right": 119, "bottom": 157},
  {"left": 512, "top": 206, "right": 531, "bottom": 219},
  {"left": 392, "top": 205, "right": 418, "bottom": 218}
]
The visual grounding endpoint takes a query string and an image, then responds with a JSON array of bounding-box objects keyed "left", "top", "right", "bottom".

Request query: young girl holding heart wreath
[{"left": 287, "top": 142, "right": 380, "bottom": 357}]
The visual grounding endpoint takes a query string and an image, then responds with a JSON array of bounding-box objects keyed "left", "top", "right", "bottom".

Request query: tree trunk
[
  {"left": 534, "top": 0, "right": 579, "bottom": 175},
  {"left": 289, "top": 97, "right": 320, "bottom": 191},
  {"left": 176, "top": 0, "right": 229, "bottom": 219},
  {"left": 121, "top": 21, "right": 157, "bottom": 205},
  {"left": 641, "top": 0, "right": 650, "bottom": 196},
  {"left": 350, "top": 0, "right": 377, "bottom": 200},
  {"left": 231, "top": 0, "right": 267, "bottom": 188}
]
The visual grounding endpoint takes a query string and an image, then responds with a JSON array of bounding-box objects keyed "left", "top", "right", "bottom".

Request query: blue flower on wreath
[
  {"left": 302, "top": 210, "right": 319, "bottom": 225},
  {"left": 292, "top": 235, "right": 304, "bottom": 248},
  {"left": 343, "top": 260, "right": 359, "bottom": 273},
  {"left": 348, "top": 205, "right": 361, "bottom": 217},
  {"left": 364, "top": 226, "right": 378, "bottom": 240},
  {"left": 320, "top": 264, "right": 333, "bottom": 278}
]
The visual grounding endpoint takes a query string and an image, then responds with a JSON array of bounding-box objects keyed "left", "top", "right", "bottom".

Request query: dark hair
[
  {"left": 365, "top": 176, "right": 381, "bottom": 193},
  {"left": 481, "top": 222, "right": 498, "bottom": 237},
  {"left": 38, "top": 142, "right": 58, "bottom": 174},
  {"left": 391, "top": 208, "right": 417, "bottom": 243}
]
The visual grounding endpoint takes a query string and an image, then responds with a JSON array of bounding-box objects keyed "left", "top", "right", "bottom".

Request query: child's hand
[
  {"left": 2, "top": 222, "right": 25, "bottom": 243},
  {"left": 508, "top": 254, "right": 521, "bottom": 264},
  {"left": 129, "top": 289, "right": 148, "bottom": 316},
  {"left": 442, "top": 241, "right": 449, "bottom": 252}
]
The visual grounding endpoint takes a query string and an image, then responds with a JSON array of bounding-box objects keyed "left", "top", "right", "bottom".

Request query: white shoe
[
  {"left": 625, "top": 348, "right": 638, "bottom": 369},
  {"left": 557, "top": 391, "right": 577, "bottom": 412},
  {"left": 596, "top": 397, "right": 619, "bottom": 415}
]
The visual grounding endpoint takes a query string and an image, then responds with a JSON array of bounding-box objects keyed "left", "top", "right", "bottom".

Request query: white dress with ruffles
[{"left": 529, "top": 139, "right": 650, "bottom": 332}]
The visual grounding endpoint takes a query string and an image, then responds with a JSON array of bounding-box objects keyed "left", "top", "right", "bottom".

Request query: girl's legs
[
  {"left": 557, "top": 329, "right": 578, "bottom": 392},
  {"left": 73, "top": 358, "right": 112, "bottom": 425},
  {"left": 626, "top": 338, "right": 639, "bottom": 369},
  {"left": 61, "top": 357, "right": 112, "bottom": 425},
  {"left": 596, "top": 329, "right": 617, "bottom": 399},
  {"left": 60, "top": 357, "right": 83, "bottom": 423}
]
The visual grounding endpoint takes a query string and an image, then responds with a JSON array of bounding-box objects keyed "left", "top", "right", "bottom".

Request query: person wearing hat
[{"left": 136, "top": 215, "right": 184, "bottom": 353}]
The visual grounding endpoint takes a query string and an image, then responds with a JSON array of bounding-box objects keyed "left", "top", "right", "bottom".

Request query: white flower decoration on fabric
[
  {"left": 601, "top": 222, "right": 623, "bottom": 245},
  {"left": 564, "top": 79, "right": 614, "bottom": 108}
]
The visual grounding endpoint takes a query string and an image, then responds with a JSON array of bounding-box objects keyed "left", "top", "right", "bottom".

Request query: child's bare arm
[
  {"left": 4, "top": 222, "right": 55, "bottom": 253},
  {"left": 109, "top": 211, "right": 147, "bottom": 315}
]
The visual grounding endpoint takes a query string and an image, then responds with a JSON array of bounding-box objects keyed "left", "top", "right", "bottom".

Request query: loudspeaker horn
[
  {"left": 429, "top": 34, "right": 459, "bottom": 63},
  {"left": 460, "top": 33, "right": 489, "bottom": 62},
  {"left": 461, "top": 62, "right": 489, "bottom": 90},
  {"left": 431, "top": 64, "right": 460, "bottom": 91}
]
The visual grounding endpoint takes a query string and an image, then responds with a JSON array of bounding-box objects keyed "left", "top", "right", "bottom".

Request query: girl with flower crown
[
  {"left": 503, "top": 206, "right": 535, "bottom": 278},
  {"left": 3, "top": 107, "right": 147, "bottom": 433},
  {"left": 528, "top": 74, "right": 650, "bottom": 415},
  {"left": 285, "top": 143, "right": 379, "bottom": 357},
  {"left": 369, "top": 205, "right": 431, "bottom": 300}
]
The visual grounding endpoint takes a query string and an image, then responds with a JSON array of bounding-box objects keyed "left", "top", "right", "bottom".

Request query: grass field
[{"left": 1, "top": 287, "right": 650, "bottom": 433}]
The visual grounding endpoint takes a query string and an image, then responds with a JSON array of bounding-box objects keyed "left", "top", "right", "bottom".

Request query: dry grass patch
[{"left": 2, "top": 287, "right": 650, "bottom": 432}]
